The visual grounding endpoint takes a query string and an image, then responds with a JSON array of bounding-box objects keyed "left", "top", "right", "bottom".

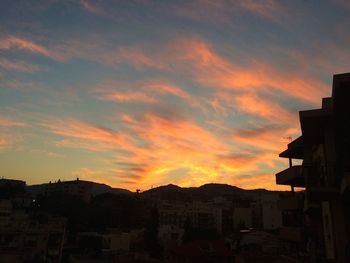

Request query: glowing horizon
[{"left": 1, "top": 0, "right": 349, "bottom": 191}]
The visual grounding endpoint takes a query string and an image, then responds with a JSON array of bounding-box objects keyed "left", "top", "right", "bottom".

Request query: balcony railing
[{"left": 275, "top": 165, "right": 304, "bottom": 187}]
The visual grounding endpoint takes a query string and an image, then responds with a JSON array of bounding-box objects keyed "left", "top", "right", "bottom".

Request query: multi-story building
[
  {"left": 233, "top": 207, "right": 252, "bottom": 230},
  {"left": 0, "top": 200, "right": 12, "bottom": 227},
  {"left": 276, "top": 73, "right": 350, "bottom": 262},
  {"left": 77, "top": 229, "right": 131, "bottom": 252},
  {"left": 158, "top": 224, "right": 184, "bottom": 258},
  {"left": 158, "top": 200, "right": 225, "bottom": 236},
  {"left": 260, "top": 193, "right": 283, "bottom": 231},
  {"left": 0, "top": 201, "right": 66, "bottom": 263},
  {"left": 249, "top": 192, "right": 282, "bottom": 231}
]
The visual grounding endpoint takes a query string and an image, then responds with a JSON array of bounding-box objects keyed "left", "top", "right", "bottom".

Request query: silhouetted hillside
[
  {"left": 91, "top": 182, "right": 131, "bottom": 195},
  {"left": 27, "top": 180, "right": 279, "bottom": 202},
  {"left": 27, "top": 181, "right": 131, "bottom": 196},
  {"left": 142, "top": 184, "right": 188, "bottom": 201},
  {"left": 197, "top": 183, "right": 244, "bottom": 195},
  {"left": 142, "top": 183, "right": 276, "bottom": 201}
]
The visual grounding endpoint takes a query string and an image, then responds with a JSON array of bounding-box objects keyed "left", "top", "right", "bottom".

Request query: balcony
[
  {"left": 275, "top": 165, "right": 304, "bottom": 187},
  {"left": 279, "top": 136, "right": 304, "bottom": 159},
  {"left": 279, "top": 227, "right": 304, "bottom": 242},
  {"left": 278, "top": 196, "right": 303, "bottom": 211}
]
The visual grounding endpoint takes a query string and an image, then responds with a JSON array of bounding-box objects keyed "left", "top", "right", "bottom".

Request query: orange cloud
[
  {"left": 106, "top": 47, "right": 167, "bottom": 70},
  {"left": 0, "top": 116, "right": 29, "bottom": 127},
  {"left": 1, "top": 34, "right": 326, "bottom": 109},
  {"left": 0, "top": 34, "right": 327, "bottom": 109},
  {"left": 234, "top": 93, "right": 297, "bottom": 123},
  {"left": 140, "top": 80, "right": 206, "bottom": 109},
  {"left": 0, "top": 133, "right": 23, "bottom": 150},
  {"left": 99, "top": 37, "right": 325, "bottom": 105},
  {"left": 43, "top": 118, "right": 135, "bottom": 152},
  {"left": 11, "top": 35, "right": 317, "bottom": 190},
  {"left": 231, "top": 173, "right": 289, "bottom": 190},
  {"left": 207, "top": 98, "right": 228, "bottom": 115},
  {"left": 164, "top": 37, "right": 328, "bottom": 105},
  {"left": 0, "top": 36, "right": 51, "bottom": 58},
  {"left": 108, "top": 112, "right": 229, "bottom": 187},
  {"left": 42, "top": 113, "right": 290, "bottom": 190},
  {"left": 119, "top": 114, "right": 136, "bottom": 124},
  {"left": 71, "top": 167, "right": 142, "bottom": 189},
  {"left": 0, "top": 116, "right": 28, "bottom": 150},
  {"left": 92, "top": 79, "right": 202, "bottom": 108},
  {"left": 114, "top": 112, "right": 284, "bottom": 189},
  {"left": 0, "top": 58, "right": 44, "bottom": 73},
  {"left": 233, "top": 124, "right": 299, "bottom": 152},
  {"left": 218, "top": 152, "right": 268, "bottom": 172},
  {"left": 79, "top": 0, "right": 104, "bottom": 15},
  {"left": 99, "top": 90, "right": 156, "bottom": 103},
  {"left": 0, "top": 134, "right": 15, "bottom": 149},
  {"left": 142, "top": 81, "right": 190, "bottom": 100}
]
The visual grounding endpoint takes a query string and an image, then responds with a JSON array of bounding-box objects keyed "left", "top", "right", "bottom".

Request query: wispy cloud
[
  {"left": 0, "top": 116, "right": 29, "bottom": 127},
  {"left": 231, "top": 173, "right": 289, "bottom": 190},
  {"left": 79, "top": 0, "right": 104, "bottom": 15},
  {"left": 233, "top": 93, "right": 297, "bottom": 123},
  {"left": 0, "top": 58, "right": 44, "bottom": 73},
  {"left": 1, "top": 33, "right": 327, "bottom": 110},
  {"left": 238, "top": 0, "right": 280, "bottom": 19},
  {"left": 0, "top": 134, "right": 16, "bottom": 149},
  {"left": 98, "top": 90, "right": 157, "bottom": 103},
  {"left": 164, "top": 37, "right": 328, "bottom": 105},
  {"left": 0, "top": 116, "right": 28, "bottom": 150},
  {"left": 104, "top": 47, "right": 167, "bottom": 70},
  {"left": 141, "top": 81, "right": 191, "bottom": 100},
  {"left": 0, "top": 80, "right": 41, "bottom": 90},
  {"left": 83, "top": 36, "right": 328, "bottom": 105},
  {"left": 42, "top": 118, "right": 134, "bottom": 152},
  {"left": 173, "top": 0, "right": 281, "bottom": 24},
  {"left": 0, "top": 36, "right": 51, "bottom": 57},
  {"left": 92, "top": 79, "right": 199, "bottom": 107},
  {"left": 233, "top": 123, "right": 299, "bottom": 152}
]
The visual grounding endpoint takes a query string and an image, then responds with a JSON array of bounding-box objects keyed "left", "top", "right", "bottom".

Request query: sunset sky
[{"left": 1, "top": 0, "right": 350, "bottom": 190}]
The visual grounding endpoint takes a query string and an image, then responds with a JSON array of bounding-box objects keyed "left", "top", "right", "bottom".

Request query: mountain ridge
[{"left": 26, "top": 181, "right": 279, "bottom": 200}]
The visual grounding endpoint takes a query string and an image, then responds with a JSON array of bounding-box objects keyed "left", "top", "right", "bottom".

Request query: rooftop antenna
[{"left": 283, "top": 136, "right": 292, "bottom": 142}]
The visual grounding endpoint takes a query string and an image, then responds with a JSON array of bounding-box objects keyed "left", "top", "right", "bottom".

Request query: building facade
[
  {"left": 0, "top": 204, "right": 66, "bottom": 263},
  {"left": 276, "top": 73, "right": 350, "bottom": 262}
]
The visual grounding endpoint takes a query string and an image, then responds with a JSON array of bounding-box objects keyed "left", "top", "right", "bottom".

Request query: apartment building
[
  {"left": 77, "top": 230, "right": 131, "bottom": 252},
  {"left": 0, "top": 201, "right": 66, "bottom": 263},
  {"left": 249, "top": 192, "right": 282, "bottom": 231},
  {"left": 158, "top": 201, "right": 223, "bottom": 235},
  {"left": 276, "top": 73, "right": 350, "bottom": 262}
]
